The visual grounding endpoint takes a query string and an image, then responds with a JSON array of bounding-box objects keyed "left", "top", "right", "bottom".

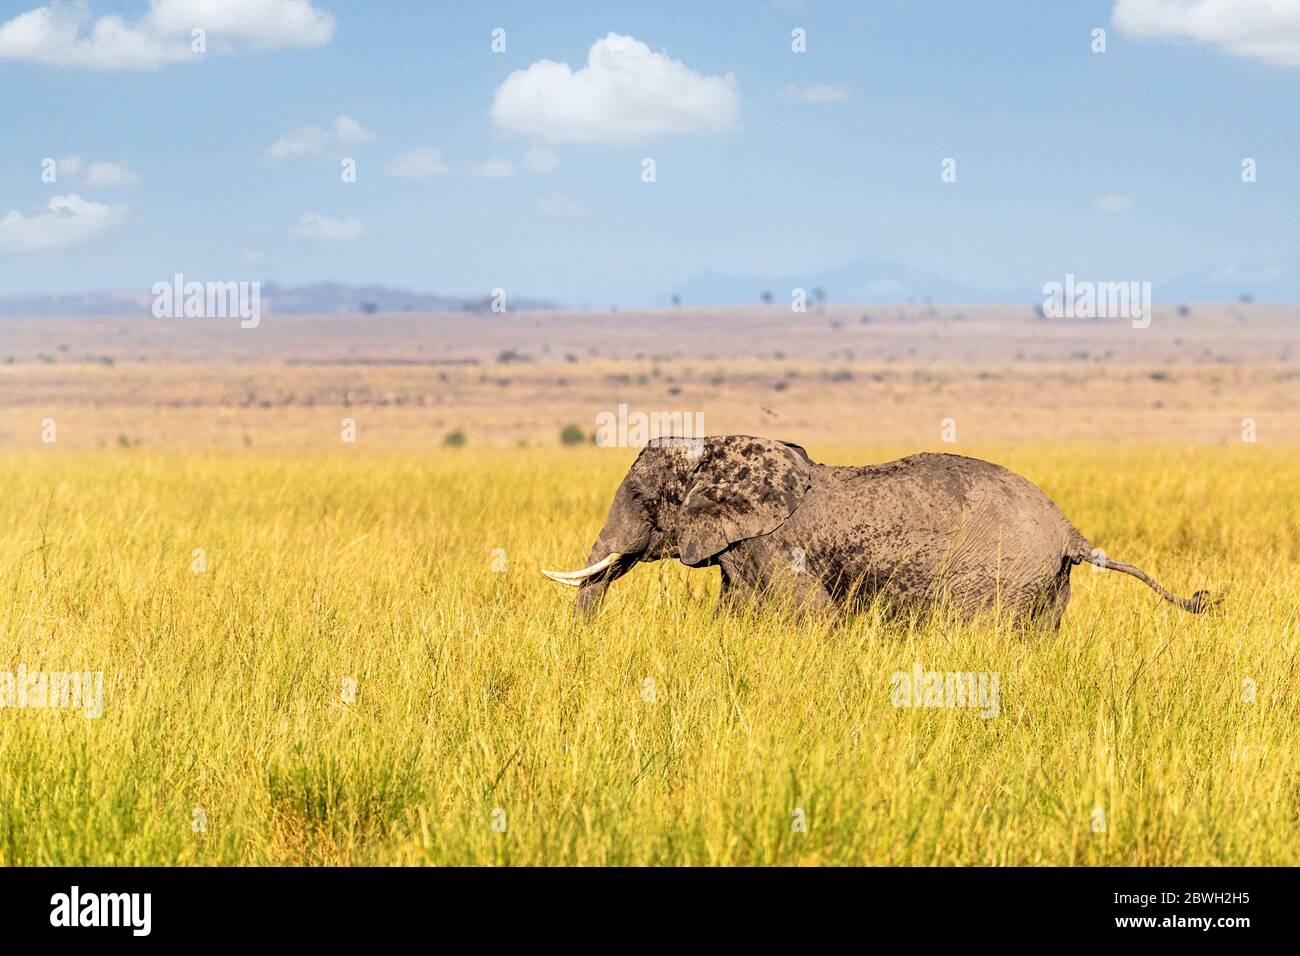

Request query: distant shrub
[
  {"left": 443, "top": 430, "right": 466, "bottom": 447},
  {"left": 560, "top": 424, "right": 587, "bottom": 446}
]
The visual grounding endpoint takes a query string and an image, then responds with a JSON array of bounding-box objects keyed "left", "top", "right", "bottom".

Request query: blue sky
[{"left": 0, "top": 0, "right": 1297, "bottom": 304}]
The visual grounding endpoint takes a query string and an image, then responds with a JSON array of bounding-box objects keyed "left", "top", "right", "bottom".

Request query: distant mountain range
[
  {"left": 661, "top": 258, "right": 1014, "bottom": 306},
  {"left": 661, "top": 257, "right": 1300, "bottom": 307},
  {"left": 0, "top": 282, "right": 556, "bottom": 316},
  {"left": 0, "top": 261, "right": 1294, "bottom": 317},
  {"left": 1156, "top": 261, "right": 1300, "bottom": 304}
]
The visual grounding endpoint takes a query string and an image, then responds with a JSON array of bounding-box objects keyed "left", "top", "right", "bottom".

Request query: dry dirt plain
[{"left": 1, "top": 302, "right": 1297, "bottom": 448}]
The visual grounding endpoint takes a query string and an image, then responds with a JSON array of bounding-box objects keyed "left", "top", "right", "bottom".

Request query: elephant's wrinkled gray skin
[{"left": 544, "top": 435, "right": 1216, "bottom": 627}]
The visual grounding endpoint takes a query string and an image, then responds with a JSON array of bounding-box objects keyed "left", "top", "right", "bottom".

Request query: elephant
[{"left": 541, "top": 435, "right": 1215, "bottom": 627}]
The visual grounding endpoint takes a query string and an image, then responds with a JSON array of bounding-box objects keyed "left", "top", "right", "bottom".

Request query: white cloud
[
  {"left": 149, "top": 0, "right": 333, "bottom": 46},
  {"left": 331, "top": 115, "right": 372, "bottom": 143},
  {"left": 1095, "top": 192, "right": 1134, "bottom": 212},
  {"left": 537, "top": 194, "right": 585, "bottom": 217},
  {"left": 55, "top": 156, "right": 142, "bottom": 188},
  {"left": 0, "top": 193, "right": 127, "bottom": 252},
  {"left": 0, "top": 0, "right": 334, "bottom": 71},
  {"left": 385, "top": 147, "right": 449, "bottom": 178},
  {"left": 82, "top": 159, "right": 142, "bottom": 187},
  {"left": 464, "top": 159, "right": 514, "bottom": 178},
  {"left": 0, "top": 3, "right": 187, "bottom": 70},
  {"left": 523, "top": 145, "right": 559, "bottom": 172},
  {"left": 490, "top": 32, "right": 740, "bottom": 144},
  {"left": 291, "top": 213, "right": 364, "bottom": 241},
  {"left": 781, "top": 83, "right": 852, "bottom": 103},
  {"left": 1113, "top": 0, "right": 1300, "bottom": 67},
  {"left": 266, "top": 115, "right": 375, "bottom": 161}
]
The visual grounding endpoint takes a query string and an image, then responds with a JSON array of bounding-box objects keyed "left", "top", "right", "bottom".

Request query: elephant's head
[{"left": 542, "top": 435, "right": 814, "bottom": 616}]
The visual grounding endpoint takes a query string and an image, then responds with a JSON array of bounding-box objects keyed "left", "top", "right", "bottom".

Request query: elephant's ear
[{"left": 677, "top": 437, "right": 813, "bottom": 567}]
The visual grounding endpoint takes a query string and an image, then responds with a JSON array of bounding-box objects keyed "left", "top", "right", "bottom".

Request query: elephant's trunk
[
  {"left": 544, "top": 478, "right": 653, "bottom": 620},
  {"left": 573, "top": 565, "right": 626, "bottom": 617}
]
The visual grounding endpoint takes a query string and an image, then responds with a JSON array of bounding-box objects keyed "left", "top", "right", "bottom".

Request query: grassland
[{"left": 1, "top": 443, "right": 1295, "bottom": 865}]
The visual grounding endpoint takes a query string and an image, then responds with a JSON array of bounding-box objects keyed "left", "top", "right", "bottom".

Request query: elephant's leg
[
  {"left": 1046, "top": 563, "right": 1072, "bottom": 631},
  {"left": 783, "top": 565, "right": 837, "bottom": 617},
  {"left": 737, "top": 539, "right": 838, "bottom": 616},
  {"left": 715, "top": 564, "right": 734, "bottom": 616},
  {"left": 714, "top": 539, "right": 838, "bottom": 618},
  {"left": 1018, "top": 558, "right": 1073, "bottom": 631},
  {"left": 715, "top": 555, "right": 759, "bottom": 614}
]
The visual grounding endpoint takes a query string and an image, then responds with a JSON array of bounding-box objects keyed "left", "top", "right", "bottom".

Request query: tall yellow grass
[{"left": 0, "top": 445, "right": 1295, "bottom": 865}]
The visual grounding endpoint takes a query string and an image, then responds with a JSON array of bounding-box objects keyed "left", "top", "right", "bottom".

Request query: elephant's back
[
  {"left": 850, "top": 452, "right": 1082, "bottom": 543},
  {"left": 804, "top": 453, "right": 1087, "bottom": 608}
]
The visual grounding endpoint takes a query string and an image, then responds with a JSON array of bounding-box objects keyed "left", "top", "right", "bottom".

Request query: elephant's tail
[{"left": 1069, "top": 537, "right": 1218, "bottom": 614}]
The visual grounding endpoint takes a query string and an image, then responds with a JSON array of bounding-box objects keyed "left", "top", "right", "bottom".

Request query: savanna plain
[{"left": 0, "top": 304, "right": 1296, "bottom": 865}]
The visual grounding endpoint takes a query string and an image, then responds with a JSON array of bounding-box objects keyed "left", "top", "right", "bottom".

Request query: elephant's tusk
[
  {"left": 540, "top": 551, "right": 623, "bottom": 583},
  {"left": 540, "top": 570, "right": 581, "bottom": 586}
]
